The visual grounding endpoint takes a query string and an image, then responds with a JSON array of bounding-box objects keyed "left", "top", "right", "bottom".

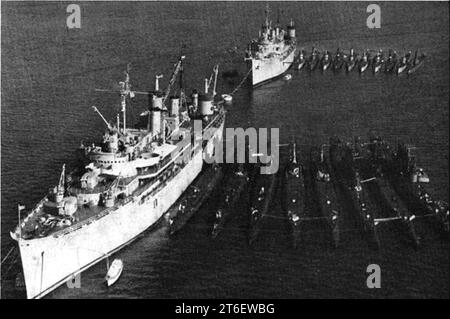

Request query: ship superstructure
[
  {"left": 245, "top": 6, "right": 296, "bottom": 86},
  {"left": 10, "top": 56, "right": 225, "bottom": 299}
]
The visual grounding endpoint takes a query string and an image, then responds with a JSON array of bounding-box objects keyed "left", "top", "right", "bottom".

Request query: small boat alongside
[
  {"left": 211, "top": 165, "right": 250, "bottom": 239},
  {"left": 221, "top": 94, "right": 233, "bottom": 103},
  {"left": 105, "top": 258, "right": 123, "bottom": 287},
  {"left": 284, "top": 74, "right": 292, "bottom": 81},
  {"left": 168, "top": 164, "right": 223, "bottom": 235}
]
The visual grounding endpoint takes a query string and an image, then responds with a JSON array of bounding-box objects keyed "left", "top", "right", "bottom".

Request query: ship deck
[
  {"left": 20, "top": 203, "right": 106, "bottom": 240},
  {"left": 17, "top": 107, "right": 225, "bottom": 241}
]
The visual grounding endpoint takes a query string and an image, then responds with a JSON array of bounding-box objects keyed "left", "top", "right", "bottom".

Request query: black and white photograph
[{"left": 1, "top": 0, "right": 448, "bottom": 303}]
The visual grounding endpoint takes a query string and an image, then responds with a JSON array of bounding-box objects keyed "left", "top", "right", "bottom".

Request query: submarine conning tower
[{"left": 287, "top": 19, "right": 295, "bottom": 39}]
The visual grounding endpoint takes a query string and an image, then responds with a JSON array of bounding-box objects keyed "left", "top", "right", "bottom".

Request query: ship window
[{"left": 154, "top": 199, "right": 158, "bottom": 208}]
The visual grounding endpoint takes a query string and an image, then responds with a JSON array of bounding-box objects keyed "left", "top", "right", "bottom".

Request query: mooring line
[
  {"left": 1, "top": 246, "right": 16, "bottom": 265},
  {"left": 228, "top": 68, "right": 252, "bottom": 96}
]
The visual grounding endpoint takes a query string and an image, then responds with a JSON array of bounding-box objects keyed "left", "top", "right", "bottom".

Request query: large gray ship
[
  {"left": 245, "top": 6, "right": 296, "bottom": 86},
  {"left": 9, "top": 56, "right": 226, "bottom": 299}
]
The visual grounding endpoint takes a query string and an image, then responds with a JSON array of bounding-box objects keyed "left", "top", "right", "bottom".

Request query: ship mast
[
  {"left": 265, "top": 3, "right": 270, "bottom": 28},
  {"left": 95, "top": 63, "right": 150, "bottom": 136},
  {"left": 120, "top": 68, "right": 131, "bottom": 134},
  {"left": 155, "top": 74, "right": 163, "bottom": 92},
  {"left": 292, "top": 141, "right": 297, "bottom": 164},
  {"left": 179, "top": 53, "right": 185, "bottom": 106},
  {"left": 58, "top": 164, "right": 66, "bottom": 191}
]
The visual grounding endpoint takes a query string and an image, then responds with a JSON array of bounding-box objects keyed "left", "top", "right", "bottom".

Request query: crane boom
[
  {"left": 206, "top": 64, "right": 219, "bottom": 97},
  {"left": 212, "top": 64, "right": 219, "bottom": 97},
  {"left": 92, "top": 106, "right": 113, "bottom": 131},
  {"left": 163, "top": 55, "right": 185, "bottom": 103}
]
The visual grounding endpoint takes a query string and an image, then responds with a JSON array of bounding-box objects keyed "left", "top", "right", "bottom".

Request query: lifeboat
[{"left": 105, "top": 259, "right": 123, "bottom": 287}]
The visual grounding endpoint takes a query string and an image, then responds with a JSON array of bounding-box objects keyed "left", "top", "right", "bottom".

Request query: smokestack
[{"left": 149, "top": 93, "right": 163, "bottom": 136}]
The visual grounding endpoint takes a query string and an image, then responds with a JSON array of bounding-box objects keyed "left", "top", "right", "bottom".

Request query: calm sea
[{"left": 1, "top": 1, "right": 448, "bottom": 298}]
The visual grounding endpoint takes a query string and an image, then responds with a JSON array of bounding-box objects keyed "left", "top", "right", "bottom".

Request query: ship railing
[
  {"left": 13, "top": 196, "right": 48, "bottom": 239},
  {"left": 20, "top": 196, "right": 47, "bottom": 227},
  {"left": 68, "top": 185, "right": 109, "bottom": 195}
]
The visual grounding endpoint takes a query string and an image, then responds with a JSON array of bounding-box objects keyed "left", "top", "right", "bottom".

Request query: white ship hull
[
  {"left": 18, "top": 123, "right": 224, "bottom": 299},
  {"left": 250, "top": 49, "right": 296, "bottom": 86}
]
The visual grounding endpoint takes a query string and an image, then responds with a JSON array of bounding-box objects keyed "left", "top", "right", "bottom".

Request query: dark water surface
[{"left": 1, "top": 1, "right": 448, "bottom": 298}]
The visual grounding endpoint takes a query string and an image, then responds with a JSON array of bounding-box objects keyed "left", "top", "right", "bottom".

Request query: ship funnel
[
  {"left": 199, "top": 93, "right": 213, "bottom": 116},
  {"left": 151, "top": 92, "right": 163, "bottom": 110},
  {"left": 149, "top": 92, "right": 163, "bottom": 136}
]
